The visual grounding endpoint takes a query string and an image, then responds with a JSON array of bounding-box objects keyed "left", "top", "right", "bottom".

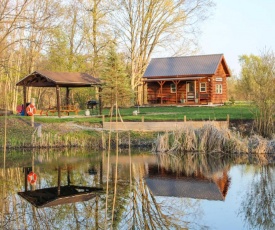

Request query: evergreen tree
[{"left": 101, "top": 43, "right": 133, "bottom": 107}]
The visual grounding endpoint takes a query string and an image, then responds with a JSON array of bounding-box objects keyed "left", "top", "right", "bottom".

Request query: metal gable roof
[
  {"left": 143, "top": 54, "right": 226, "bottom": 78},
  {"left": 145, "top": 178, "right": 225, "bottom": 201}
]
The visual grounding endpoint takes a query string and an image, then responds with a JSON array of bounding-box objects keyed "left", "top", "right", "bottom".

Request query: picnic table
[{"left": 39, "top": 105, "right": 79, "bottom": 116}]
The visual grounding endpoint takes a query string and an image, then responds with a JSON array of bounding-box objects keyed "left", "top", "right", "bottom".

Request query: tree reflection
[
  {"left": 102, "top": 157, "right": 184, "bottom": 229},
  {"left": 239, "top": 165, "right": 275, "bottom": 230},
  {"left": 121, "top": 164, "right": 182, "bottom": 229}
]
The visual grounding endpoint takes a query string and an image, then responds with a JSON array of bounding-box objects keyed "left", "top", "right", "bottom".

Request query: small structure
[
  {"left": 18, "top": 166, "right": 103, "bottom": 208},
  {"left": 142, "top": 54, "right": 230, "bottom": 105},
  {"left": 16, "top": 70, "right": 102, "bottom": 117}
]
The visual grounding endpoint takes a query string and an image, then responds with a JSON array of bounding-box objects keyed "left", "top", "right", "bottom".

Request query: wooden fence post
[{"left": 227, "top": 114, "right": 230, "bottom": 127}]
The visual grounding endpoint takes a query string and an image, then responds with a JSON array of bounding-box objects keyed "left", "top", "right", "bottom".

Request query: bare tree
[
  {"left": 78, "top": 0, "right": 114, "bottom": 75},
  {"left": 0, "top": 0, "right": 63, "bottom": 110},
  {"left": 113, "top": 0, "right": 214, "bottom": 104},
  {"left": 0, "top": 0, "right": 30, "bottom": 55},
  {"left": 0, "top": 0, "right": 30, "bottom": 109}
]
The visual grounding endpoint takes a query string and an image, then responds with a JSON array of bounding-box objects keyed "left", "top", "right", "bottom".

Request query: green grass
[
  {"left": 11, "top": 103, "right": 255, "bottom": 123},
  {"left": 103, "top": 104, "right": 255, "bottom": 121}
]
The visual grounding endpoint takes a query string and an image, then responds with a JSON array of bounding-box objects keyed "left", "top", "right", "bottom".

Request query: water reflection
[
  {"left": 146, "top": 153, "right": 231, "bottom": 201},
  {"left": 0, "top": 149, "right": 274, "bottom": 229},
  {"left": 239, "top": 165, "right": 275, "bottom": 230},
  {"left": 18, "top": 165, "right": 103, "bottom": 208}
]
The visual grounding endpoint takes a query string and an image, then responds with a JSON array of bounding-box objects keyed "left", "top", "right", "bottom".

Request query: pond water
[{"left": 0, "top": 149, "right": 274, "bottom": 230}]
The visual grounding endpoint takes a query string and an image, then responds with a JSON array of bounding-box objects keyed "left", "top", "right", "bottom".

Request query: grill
[{"left": 87, "top": 100, "right": 98, "bottom": 109}]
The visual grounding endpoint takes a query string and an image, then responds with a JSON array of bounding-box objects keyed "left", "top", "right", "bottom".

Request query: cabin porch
[{"left": 145, "top": 78, "right": 211, "bottom": 106}]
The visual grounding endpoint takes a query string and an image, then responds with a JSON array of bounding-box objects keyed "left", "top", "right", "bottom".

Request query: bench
[
  {"left": 148, "top": 96, "right": 158, "bottom": 104},
  {"left": 199, "top": 93, "right": 209, "bottom": 104},
  {"left": 60, "top": 105, "right": 79, "bottom": 115},
  {"left": 157, "top": 94, "right": 169, "bottom": 104}
]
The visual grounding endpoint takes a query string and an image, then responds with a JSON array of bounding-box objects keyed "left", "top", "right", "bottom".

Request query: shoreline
[{"left": 0, "top": 117, "right": 257, "bottom": 150}]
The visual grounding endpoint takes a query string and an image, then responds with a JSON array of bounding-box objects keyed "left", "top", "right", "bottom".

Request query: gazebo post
[
  {"left": 23, "top": 86, "right": 27, "bottom": 116},
  {"left": 56, "top": 85, "right": 61, "bottom": 117},
  {"left": 65, "top": 87, "right": 70, "bottom": 106}
]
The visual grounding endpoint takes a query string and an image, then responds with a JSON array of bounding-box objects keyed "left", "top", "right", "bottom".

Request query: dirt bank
[{"left": 0, "top": 117, "right": 255, "bottom": 149}]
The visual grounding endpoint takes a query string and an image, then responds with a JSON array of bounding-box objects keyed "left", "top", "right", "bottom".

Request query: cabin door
[{"left": 186, "top": 81, "right": 196, "bottom": 101}]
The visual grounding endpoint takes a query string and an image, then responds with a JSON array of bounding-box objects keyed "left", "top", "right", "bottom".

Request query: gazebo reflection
[{"left": 18, "top": 164, "right": 103, "bottom": 208}]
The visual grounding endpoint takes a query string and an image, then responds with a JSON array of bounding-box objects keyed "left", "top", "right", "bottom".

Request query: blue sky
[{"left": 199, "top": 0, "right": 275, "bottom": 76}]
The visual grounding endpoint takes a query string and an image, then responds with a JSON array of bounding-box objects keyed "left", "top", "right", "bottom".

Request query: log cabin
[{"left": 142, "top": 54, "right": 230, "bottom": 105}]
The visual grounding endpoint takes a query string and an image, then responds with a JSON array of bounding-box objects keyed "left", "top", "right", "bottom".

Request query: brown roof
[
  {"left": 16, "top": 70, "right": 101, "bottom": 87},
  {"left": 143, "top": 54, "right": 230, "bottom": 78},
  {"left": 18, "top": 185, "right": 103, "bottom": 208}
]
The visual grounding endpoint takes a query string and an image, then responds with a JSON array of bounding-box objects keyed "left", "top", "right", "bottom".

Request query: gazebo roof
[
  {"left": 16, "top": 70, "right": 101, "bottom": 87},
  {"left": 18, "top": 186, "right": 103, "bottom": 208}
]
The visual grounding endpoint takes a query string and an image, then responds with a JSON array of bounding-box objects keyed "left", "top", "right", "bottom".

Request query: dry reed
[
  {"left": 30, "top": 132, "right": 101, "bottom": 149},
  {"left": 152, "top": 122, "right": 275, "bottom": 154}
]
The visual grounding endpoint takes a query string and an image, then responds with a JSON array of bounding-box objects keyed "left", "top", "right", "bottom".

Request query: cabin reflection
[
  {"left": 145, "top": 155, "right": 231, "bottom": 201},
  {"left": 18, "top": 164, "right": 103, "bottom": 208}
]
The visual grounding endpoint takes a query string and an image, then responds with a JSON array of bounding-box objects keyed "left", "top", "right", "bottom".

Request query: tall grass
[
  {"left": 153, "top": 123, "right": 247, "bottom": 154},
  {"left": 153, "top": 123, "right": 275, "bottom": 154},
  {"left": 31, "top": 131, "right": 102, "bottom": 149}
]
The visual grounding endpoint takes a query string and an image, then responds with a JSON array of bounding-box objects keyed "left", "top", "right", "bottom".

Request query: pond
[{"left": 0, "top": 149, "right": 274, "bottom": 230}]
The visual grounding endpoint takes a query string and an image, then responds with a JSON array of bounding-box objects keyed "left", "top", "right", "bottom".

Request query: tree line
[
  {"left": 0, "top": 0, "right": 213, "bottom": 110},
  {"left": 227, "top": 50, "right": 275, "bottom": 138}
]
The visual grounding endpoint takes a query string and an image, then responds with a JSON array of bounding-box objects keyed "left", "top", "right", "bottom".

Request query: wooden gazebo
[{"left": 16, "top": 70, "right": 101, "bottom": 117}]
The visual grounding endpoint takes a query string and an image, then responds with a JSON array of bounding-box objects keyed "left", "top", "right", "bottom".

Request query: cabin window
[
  {"left": 200, "top": 83, "right": 207, "bottom": 92},
  {"left": 215, "top": 84, "right": 222, "bottom": 94},
  {"left": 170, "top": 83, "right": 176, "bottom": 93}
]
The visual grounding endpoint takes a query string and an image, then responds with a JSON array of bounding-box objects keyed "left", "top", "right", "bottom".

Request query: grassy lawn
[
  {"left": 25, "top": 103, "right": 255, "bottom": 123},
  {"left": 113, "top": 104, "right": 255, "bottom": 121}
]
